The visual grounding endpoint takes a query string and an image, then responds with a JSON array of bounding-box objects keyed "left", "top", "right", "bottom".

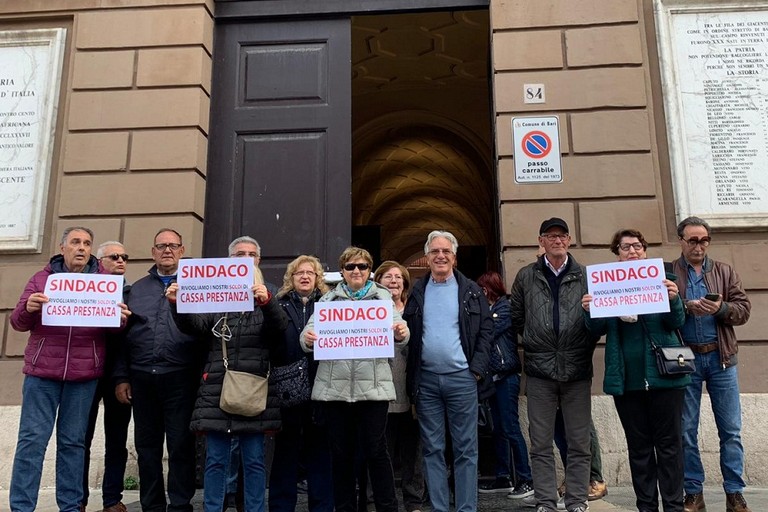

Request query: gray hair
[
  {"left": 96, "top": 241, "right": 124, "bottom": 258},
  {"left": 677, "top": 216, "right": 711, "bottom": 238},
  {"left": 60, "top": 226, "right": 94, "bottom": 246},
  {"left": 424, "top": 230, "right": 459, "bottom": 255},
  {"left": 228, "top": 236, "right": 261, "bottom": 257}
]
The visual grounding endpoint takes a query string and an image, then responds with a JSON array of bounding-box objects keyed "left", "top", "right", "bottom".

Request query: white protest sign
[
  {"left": 587, "top": 258, "right": 669, "bottom": 319},
  {"left": 177, "top": 258, "right": 254, "bottom": 313},
  {"left": 314, "top": 300, "right": 394, "bottom": 360},
  {"left": 42, "top": 273, "right": 124, "bottom": 327}
]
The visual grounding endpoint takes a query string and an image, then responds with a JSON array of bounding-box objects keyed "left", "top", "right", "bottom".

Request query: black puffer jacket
[
  {"left": 510, "top": 255, "right": 597, "bottom": 382},
  {"left": 172, "top": 296, "right": 288, "bottom": 434}
]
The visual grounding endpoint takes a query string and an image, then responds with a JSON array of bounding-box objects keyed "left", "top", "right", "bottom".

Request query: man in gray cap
[{"left": 509, "top": 218, "right": 597, "bottom": 512}]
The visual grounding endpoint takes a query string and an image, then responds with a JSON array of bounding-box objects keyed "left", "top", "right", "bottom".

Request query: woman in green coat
[{"left": 582, "top": 229, "right": 689, "bottom": 512}]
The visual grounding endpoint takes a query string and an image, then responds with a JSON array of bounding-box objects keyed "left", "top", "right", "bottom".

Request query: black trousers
[
  {"left": 324, "top": 401, "right": 398, "bottom": 512},
  {"left": 613, "top": 388, "right": 685, "bottom": 512},
  {"left": 82, "top": 373, "right": 132, "bottom": 507},
  {"left": 131, "top": 369, "right": 199, "bottom": 512}
]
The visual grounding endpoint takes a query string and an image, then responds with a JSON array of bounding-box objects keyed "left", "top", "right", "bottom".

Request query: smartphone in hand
[{"left": 704, "top": 293, "right": 720, "bottom": 301}]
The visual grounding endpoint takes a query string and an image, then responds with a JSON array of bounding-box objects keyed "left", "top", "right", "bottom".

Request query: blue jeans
[
  {"left": 10, "top": 375, "right": 97, "bottom": 512},
  {"left": 417, "top": 368, "right": 478, "bottom": 512},
  {"left": 682, "top": 350, "right": 746, "bottom": 494},
  {"left": 204, "top": 432, "right": 266, "bottom": 512},
  {"left": 490, "top": 373, "right": 532, "bottom": 483}
]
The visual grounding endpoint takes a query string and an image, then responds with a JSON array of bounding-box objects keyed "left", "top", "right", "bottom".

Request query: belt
[{"left": 687, "top": 342, "right": 718, "bottom": 354}]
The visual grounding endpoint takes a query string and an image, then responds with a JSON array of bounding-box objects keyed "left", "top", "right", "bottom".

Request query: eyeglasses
[
  {"left": 292, "top": 270, "right": 317, "bottom": 277},
  {"left": 343, "top": 263, "right": 370, "bottom": 271},
  {"left": 234, "top": 251, "right": 259, "bottom": 258},
  {"left": 154, "top": 243, "right": 182, "bottom": 251},
  {"left": 380, "top": 273, "right": 403, "bottom": 281},
  {"left": 618, "top": 243, "right": 644, "bottom": 252},
  {"left": 541, "top": 233, "right": 569, "bottom": 241},
  {"left": 428, "top": 249, "right": 453, "bottom": 256},
  {"left": 681, "top": 237, "right": 711, "bottom": 247},
  {"left": 102, "top": 253, "right": 129, "bottom": 261}
]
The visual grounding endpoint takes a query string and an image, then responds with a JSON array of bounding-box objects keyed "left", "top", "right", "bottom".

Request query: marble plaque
[
  {"left": 655, "top": 1, "right": 768, "bottom": 229},
  {"left": 0, "top": 28, "right": 66, "bottom": 252}
]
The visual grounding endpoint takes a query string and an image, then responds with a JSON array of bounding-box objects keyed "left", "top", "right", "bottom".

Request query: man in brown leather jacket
[{"left": 672, "top": 216, "right": 751, "bottom": 512}]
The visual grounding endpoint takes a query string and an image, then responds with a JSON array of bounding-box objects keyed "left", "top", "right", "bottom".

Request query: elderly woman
[
  {"left": 373, "top": 261, "right": 425, "bottom": 512},
  {"left": 301, "top": 247, "right": 409, "bottom": 512},
  {"left": 269, "top": 255, "right": 334, "bottom": 512},
  {"left": 166, "top": 281, "right": 288, "bottom": 512},
  {"left": 582, "top": 229, "right": 689, "bottom": 512}
]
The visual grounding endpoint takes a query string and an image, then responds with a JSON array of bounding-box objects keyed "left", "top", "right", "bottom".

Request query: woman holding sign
[
  {"left": 165, "top": 280, "right": 288, "bottom": 512},
  {"left": 582, "top": 229, "right": 689, "bottom": 512},
  {"left": 301, "top": 247, "right": 410, "bottom": 512}
]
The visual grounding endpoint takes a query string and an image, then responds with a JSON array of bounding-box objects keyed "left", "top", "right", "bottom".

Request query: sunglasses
[
  {"left": 102, "top": 253, "right": 129, "bottom": 262},
  {"left": 343, "top": 263, "right": 370, "bottom": 271}
]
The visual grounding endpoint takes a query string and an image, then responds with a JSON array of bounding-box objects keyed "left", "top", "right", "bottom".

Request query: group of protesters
[{"left": 7, "top": 216, "right": 751, "bottom": 512}]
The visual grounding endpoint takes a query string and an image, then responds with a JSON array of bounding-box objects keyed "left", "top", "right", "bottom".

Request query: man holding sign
[{"left": 9, "top": 227, "right": 130, "bottom": 512}]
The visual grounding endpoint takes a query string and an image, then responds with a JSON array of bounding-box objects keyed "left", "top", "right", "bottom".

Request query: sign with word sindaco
[
  {"left": 42, "top": 273, "right": 124, "bottom": 327},
  {"left": 177, "top": 258, "right": 254, "bottom": 313},
  {"left": 587, "top": 258, "right": 669, "bottom": 318},
  {"left": 314, "top": 300, "right": 394, "bottom": 360},
  {"left": 512, "top": 116, "right": 562, "bottom": 184}
]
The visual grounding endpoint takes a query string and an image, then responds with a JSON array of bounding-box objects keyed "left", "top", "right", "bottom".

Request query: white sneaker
[
  {"left": 522, "top": 494, "right": 537, "bottom": 508},
  {"left": 557, "top": 496, "right": 566, "bottom": 510}
]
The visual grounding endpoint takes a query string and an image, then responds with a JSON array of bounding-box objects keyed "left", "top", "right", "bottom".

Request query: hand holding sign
[{"left": 26, "top": 292, "right": 49, "bottom": 313}]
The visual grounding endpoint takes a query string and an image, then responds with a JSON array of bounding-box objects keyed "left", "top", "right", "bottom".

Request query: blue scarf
[{"left": 342, "top": 280, "right": 373, "bottom": 300}]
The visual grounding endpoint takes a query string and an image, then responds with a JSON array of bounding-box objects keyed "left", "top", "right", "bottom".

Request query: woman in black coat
[
  {"left": 269, "top": 255, "right": 334, "bottom": 512},
  {"left": 166, "top": 282, "right": 288, "bottom": 512}
]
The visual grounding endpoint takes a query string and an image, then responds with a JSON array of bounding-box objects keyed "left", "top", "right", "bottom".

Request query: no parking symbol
[{"left": 512, "top": 116, "right": 562, "bottom": 184}]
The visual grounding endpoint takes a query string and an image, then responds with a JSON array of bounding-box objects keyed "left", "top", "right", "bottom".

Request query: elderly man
[
  {"left": 510, "top": 218, "right": 596, "bottom": 512},
  {"left": 9, "top": 227, "right": 129, "bottom": 512},
  {"left": 114, "top": 229, "right": 200, "bottom": 512},
  {"left": 228, "top": 235, "right": 278, "bottom": 295},
  {"left": 81, "top": 241, "right": 133, "bottom": 512},
  {"left": 404, "top": 230, "right": 493, "bottom": 512},
  {"left": 673, "top": 217, "right": 752, "bottom": 512}
]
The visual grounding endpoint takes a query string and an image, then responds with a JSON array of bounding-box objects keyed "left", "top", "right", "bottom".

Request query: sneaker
[
  {"left": 508, "top": 480, "right": 535, "bottom": 499},
  {"left": 726, "top": 492, "right": 751, "bottom": 512},
  {"left": 569, "top": 505, "right": 589, "bottom": 512},
  {"left": 479, "top": 477, "right": 513, "bottom": 494},
  {"left": 683, "top": 492, "right": 706, "bottom": 512},
  {"left": 522, "top": 494, "right": 537, "bottom": 508},
  {"left": 557, "top": 495, "right": 565, "bottom": 510},
  {"left": 587, "top": 480, "right": 607, "bottom": 501}
]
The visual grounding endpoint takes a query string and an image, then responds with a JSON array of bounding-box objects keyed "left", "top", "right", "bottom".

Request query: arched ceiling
[{"left": 350, "top": 10, "right": 495, "bottom": 266}]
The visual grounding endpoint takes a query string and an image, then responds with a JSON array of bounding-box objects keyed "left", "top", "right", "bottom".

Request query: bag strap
[
  {"left": 639, "top": 316, "right": 685, "bottom": 350},
  {"left": 220, "top": 313, "right": 229, "bottom": 370}
]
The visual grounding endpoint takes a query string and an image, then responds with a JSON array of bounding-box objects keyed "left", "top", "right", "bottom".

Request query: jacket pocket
[{"left": 31, "top": 337, "right": 46, "bottom": 367}]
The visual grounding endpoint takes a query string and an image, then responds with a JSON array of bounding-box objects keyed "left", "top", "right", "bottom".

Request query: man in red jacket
[{"left": 8, "top": 227, "right": 129, "bottom": 512}]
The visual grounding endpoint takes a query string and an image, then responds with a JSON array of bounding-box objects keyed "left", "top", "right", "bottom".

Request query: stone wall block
[
  {"left": 58, "top": 172, "right": 205, "bottom": 217},
  {"left": 123, "top": 215, "right": 204, "bottom": 273},
  {"left": 499, "top": 154, "right": 656, "bottom": 200},
  {"left": 492, "top": 0, "right": 638, "bottom": 30},
  {"left": 501, "top": 202, "right": 575, "bottom": 247},
  {"left": 579, "top": 199, "right": 661, "bottom": 245},
  {"left": 495, "top": 68, "right": 646, "bottom": 112},
  {"left": 732, "top": 244, "right": 768, "bottom": 290},
  {"left": 72, "top": 50, "right": 135, "bottom": 89},
  {"left": 76, "top": 7, "right": 213, "bottom": 51},
  {"left": 493, "top": 30, "right": 563, "bottom": 70},
  {"left": 68, "top": 88, "right": 210, "bottom": 131},
  {"left": 570, "top": 110, "right": 651, "bottom": 153},
  {"left": 131, "top": 129, "right": 208, "bottom": 174},
  {"left": 137, "top": 47, "right": 212, "bottom": 93},
  {"left": 63, "top": 132, "right": 129, "bottom": 172},
  {"left": 566, "top": 25, "right": 643, "bottom": 67},
  {"left": 53, "top": 219, "right": 123, "bottom": 248}
]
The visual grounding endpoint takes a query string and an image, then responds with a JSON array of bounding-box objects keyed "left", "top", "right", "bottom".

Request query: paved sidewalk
[{"left": 9, "top": 485, "right": 768, "bottom": 511}]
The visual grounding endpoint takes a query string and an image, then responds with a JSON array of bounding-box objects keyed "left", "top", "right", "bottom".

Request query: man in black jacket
[
  {"left": 404, "top": 230, "right": 493, "bottom": 512},
  {"left": 510, "top": 218, "right": 595, "bottom": 512},
  {"left": 114, "top": 229, "right": 199, "bottom": 512}
]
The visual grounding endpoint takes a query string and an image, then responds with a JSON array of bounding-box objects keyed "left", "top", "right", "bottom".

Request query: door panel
[{"left": 205, "top": 18, "right": 351, "bottom": 283}]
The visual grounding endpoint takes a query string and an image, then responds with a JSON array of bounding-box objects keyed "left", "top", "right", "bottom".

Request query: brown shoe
[
  {"left": 683, "top": 492, "right": 706, "bottom": 512},
  {"left": 103, "top": 503, "right": 128, "bottom": 512},
  {"left": 588, "top": 480, "right": 607, "bottom": 501},
  {"left": 726, "top": 492, "right": 751, "bottom": 512}
]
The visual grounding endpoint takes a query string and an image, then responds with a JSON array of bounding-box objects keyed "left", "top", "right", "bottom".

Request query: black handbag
[
  {"left": 641, "top": 319, "right": 696, "bottom": 377},
  {"left": 269, "top": 356, "right": 311, "bottom": 408},
  {"left": 477, "top": 399, "right": 494, "bottom": 436}
]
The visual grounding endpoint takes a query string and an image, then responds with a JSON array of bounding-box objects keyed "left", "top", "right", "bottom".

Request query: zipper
[
  {"left": 62, "top": 327, "right": 73, "bottom": 380},
  {"left": 31, "top": 337, "right": 46, "bottom": 366},
  {"left": 93, "top": 340, "right": 100, "bottom": 370}
]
